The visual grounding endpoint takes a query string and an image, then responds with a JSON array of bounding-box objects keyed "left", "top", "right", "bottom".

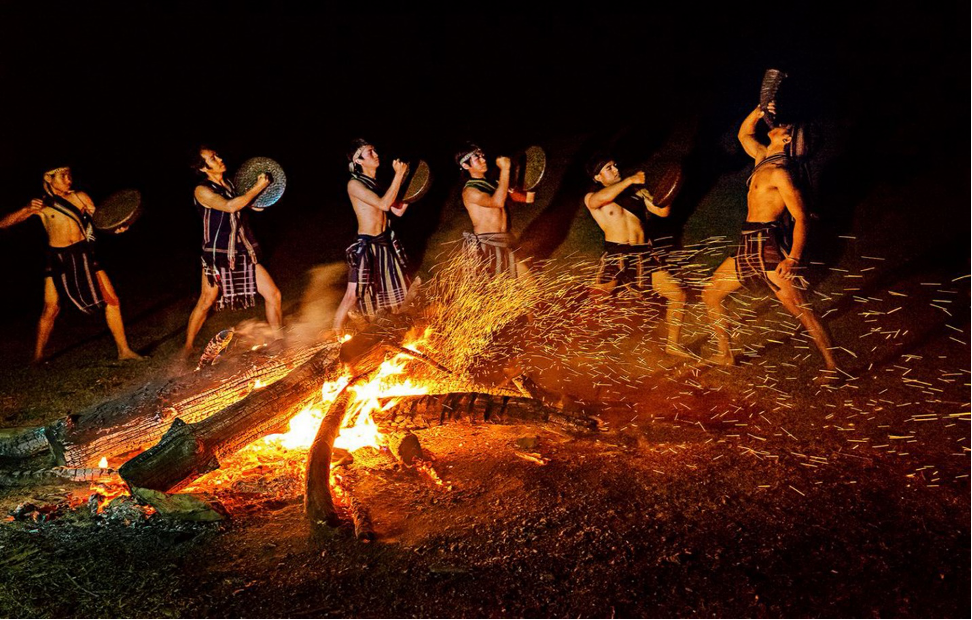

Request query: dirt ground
[{"left": 1, "top": 269, "right": 968, "bottom": 618}]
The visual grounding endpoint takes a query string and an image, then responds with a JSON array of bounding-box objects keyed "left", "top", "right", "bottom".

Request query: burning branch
[{"left": 118, "top": 345, "right": 345, "bottom": 493}]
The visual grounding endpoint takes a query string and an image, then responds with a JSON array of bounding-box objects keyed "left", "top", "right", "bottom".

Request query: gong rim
[
  {"left": 233, "top": 157, "right": 286, "bottom": 210},
  {"left": 401, "top": 160, "right": 432, "bottom": 204},
  {"left": 93, "top": 188, "right": 142, "bottom": 232}
]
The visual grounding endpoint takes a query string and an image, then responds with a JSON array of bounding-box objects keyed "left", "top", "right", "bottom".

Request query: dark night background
[{"left": 0, "top": 3, "right": 967, "bottom": 361}]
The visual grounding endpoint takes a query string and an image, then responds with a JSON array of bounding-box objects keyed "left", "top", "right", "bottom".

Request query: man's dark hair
[
  {"left": 454, "top": 142, "right": 481, "bottom": 169},
  {"left": 189, "top": 145, "right": 214, "bottom": 177},
  {"left": 585, "top": 152, "right": 614, "bottom": 181},
  {"left": 347, "top": 138, "right": 372, "bottom": 173}
]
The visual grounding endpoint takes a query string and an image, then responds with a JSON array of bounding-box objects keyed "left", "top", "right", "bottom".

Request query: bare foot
[
  {"left": 665, "top": 344, "right": 696, "bottom": 360},
  {"left": 118, "top": 350, "right": 145, "bottom": 361}
]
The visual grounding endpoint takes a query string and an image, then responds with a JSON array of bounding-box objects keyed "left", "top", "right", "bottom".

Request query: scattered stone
[
  {"left": 132, "top": 487, "right": 226, "bottom": 522},
  {"left": 102, "top": 495, "right": 152, "bottom": 525},
  {"left": 331, "top": 447, "right": 354, "bottom": 467},
  {"left": 516, "top": 435, "right": 540, "bottom": 450},
  {"left": 390, "top": 432, "right": 424, "bottom": 465}
]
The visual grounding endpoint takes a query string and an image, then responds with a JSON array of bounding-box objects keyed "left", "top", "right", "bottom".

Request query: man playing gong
[
  {"left": 333, "top": 139, "right": 413, "bottom": 333},
  {"left": 584, "top": 155, "right": 690, "bottom": 358},
  {"left": 0, "top": 166, "right": 141, "bottom": 362},
  {"left": 701, "top": 105, "right": 836, "bottom": 374},
  {"left": 184, "top": 147, "right": 281, "bottom": 355},
  {"left": 455, "top": 142, "right": 529, "bottom": 278}
]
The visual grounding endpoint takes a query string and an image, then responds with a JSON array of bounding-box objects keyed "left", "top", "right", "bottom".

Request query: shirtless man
[
  {"left": 332, "top": 139, "right": 412, "bottom": 333},
  {"left": 584, "top": 156, "right": 689, "bottom": 357},
  {"left": 456, "top": 142, "right": 528, "bottom": 278},
  {"left": 184, "top": 147, "right": 281, "bottom": 355},
  {"left": 700, "top": 105, "right": 836, "bottom": 374},
  {"left": 0, "top": 166, "right": 140, "bottom": 362}
]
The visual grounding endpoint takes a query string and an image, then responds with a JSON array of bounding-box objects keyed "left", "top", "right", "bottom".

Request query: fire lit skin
[
  {"left": 183, "top": 149, "right": 283, "bottom": 356},
  {"left": 701, "top": 104, "right": 837, "bottom": 373},
  {"left": 332, "top": 144, "right": 411, "bottom": 333},
  {"left": 0, "top": 168, "right": 141, "bottom": 363},
  {"left": 460, "top": 150, "right": 532, "bottom": 278},
  {"left": 585, "top": 161, "right": 691, "bottom": 359}
]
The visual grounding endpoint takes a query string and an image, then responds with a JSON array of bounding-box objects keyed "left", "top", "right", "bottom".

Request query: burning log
[
  {"left": 44, "top": 343, "right": 336, "bottom": 467},
  {"left": 331, "top": 473, "right": 376, "bottom": 542},
  {"left": 0, "top": 466, "right": 118, "bottom": 487},
  {"left": 371, "top": 392, "right": 599, "bottom": 432},
  {"left": 348, "top": 495, "right": 375, "bottom": 542},
  {"left": 118, "top": 345, "right": 344, "bottom": 493},
  {"left": 305, "top": 378, "right": 365, "bottom": 528}
]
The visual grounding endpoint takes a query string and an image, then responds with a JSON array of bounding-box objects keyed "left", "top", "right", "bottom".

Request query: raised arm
[
  {"left": 195, "top": 174, "right": 270, "bottom": 213},
  {"left": 774, "top": 167, "right": 809, "bottom": 278},
  {"left": 0, "top": 199, "right": 44, "bottom": 229},
  {"left": 585, "top": 171, "right": 645, "bottom": 210},
  {"left": 462, "top": 157, "right": 511, "bottom": 210},
  {"left": 349, "top": 160, "right": 410, "bottom": 212},
  {"left": 738, "top": 106, "right": 768, "bottom": 160}
]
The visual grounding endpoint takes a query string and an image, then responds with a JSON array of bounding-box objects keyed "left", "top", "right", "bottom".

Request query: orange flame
[
  {"left": 185, "top": 337, "right": 436, "bottom": 493},
  {"left": 88, "top": 481, "right": 130, "bottom": 513}
]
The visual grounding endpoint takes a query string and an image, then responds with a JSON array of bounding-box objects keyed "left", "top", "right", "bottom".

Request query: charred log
[
  {"left": 305, "top": 384, "right": 355, "bottom": 528},
  {"left": 119, "top": 345, "right": 343, "bottom": 493},
  {"left": 372, "top": 392, "right": 599, "bottom": 432},
  {"left": 44, "top": 344, "right": 335, "bottom": 467},
  {"left": 0, "top": 427, "right": 50, "bottom": 460}
]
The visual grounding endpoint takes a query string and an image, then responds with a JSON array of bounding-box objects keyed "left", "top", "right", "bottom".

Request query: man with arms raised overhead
[{"left": 701, "top": 105, "right": 836, "bottom": 376}]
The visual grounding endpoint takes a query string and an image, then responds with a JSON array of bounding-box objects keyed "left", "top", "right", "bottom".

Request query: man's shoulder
[{"left": 348, "top": 177, "right": 379, "bottom": 194}]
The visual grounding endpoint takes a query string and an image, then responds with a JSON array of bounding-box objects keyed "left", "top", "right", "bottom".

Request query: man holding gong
[
  {"left": 455, "top": 142, "right": 529, "bottom": 279},
  {"left": 184, "top": 147, "right": 282, "bottom": 355},
  {"left": 332, "top": 139, "right": 413, "bottom": 333},
  {"left": 0, "top": 165, "right": 141, "bottom": 363},
  {"left": 584, "top": 155, "right": 691, "bottom": 358}
]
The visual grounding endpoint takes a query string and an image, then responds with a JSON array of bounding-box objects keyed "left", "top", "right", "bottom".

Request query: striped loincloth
[
  {"left": 594, "top": 241, "right": 664, "bottom": 290},
  {"left": 732, "top": 221, "right": 806, "bottom": 292},
  {"left": 462, "top": 231, "right": 519, "bottom": 277},
  {"left": 346, "top": 227, "right": 411, "bottom": 318},
  {"left": 202, "top": 253, "right": 258, "bottom": 311},
  {"left": 44, "top": 241, "right": 106, "bottom": 315}
]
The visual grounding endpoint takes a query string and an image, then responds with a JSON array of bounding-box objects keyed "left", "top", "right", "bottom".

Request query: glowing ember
[
  {"left": 86, "top": 481, "right": 130, "bottom": 513},
  {"left": 98, "top": 456, "right": 108, "bottom": 468}
]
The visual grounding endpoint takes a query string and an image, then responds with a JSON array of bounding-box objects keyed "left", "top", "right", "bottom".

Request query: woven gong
[
  {"left": 234, "top": 157, "right": 286, "bottom": 211},
  {"left": 400, "top": 160, "right": 432, "bottom": 203},
  {"left": 510, "top": 145, "right": 546, "bottom": 192},
  {"left": 93, "top": 189, "right": 142, "bottom": 232}
]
